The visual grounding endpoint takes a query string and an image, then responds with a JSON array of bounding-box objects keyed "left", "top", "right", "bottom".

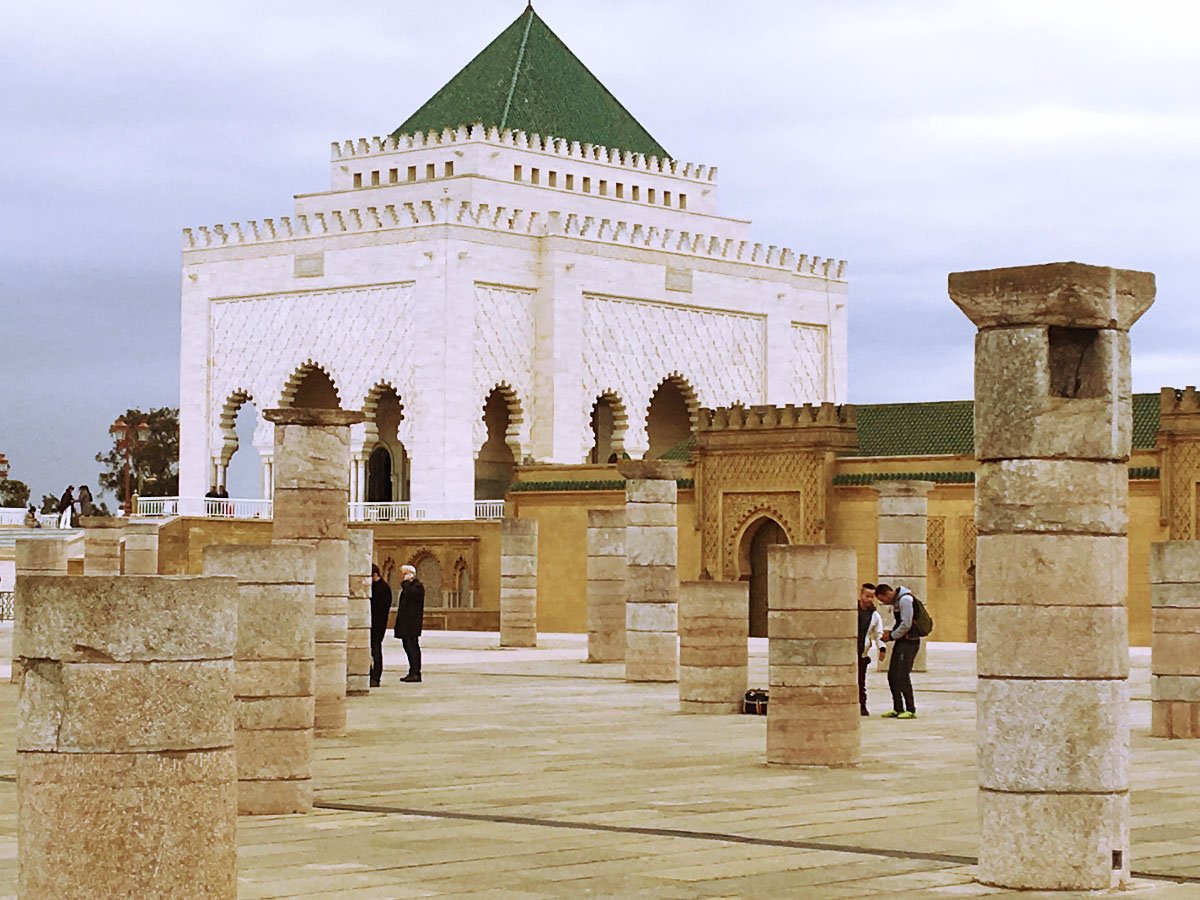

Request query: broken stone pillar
[
  {"left": 619, "top": 460, "right": 682, "bottom": 683},
  {"left": 678, "top": 581, "right": 748, "bottom": 713},
  {"left": 16, "top": 575, "right": 238, "bottom": 898},
  {"left": 347, "top": 529, "right": 374, "bottom": 696},
  {"left": 1149, "top": 542, "right": 1200, "bottom": 738},
  {"left": 79, "top": 517, "right": 122, "bottom": 575},
  {"left": 766, "top": 545, "right": 860, "bottom": 766},
  {"left": 586, "top": 508, "right": 627, "bottom": 663},
  {"left": 951, "top": 262, "right": 1154, "bottom": 891},
  {"left": 203, "top": 544, "right": 316, "bottom": 815},
  {"left": 122, "top": 520, "right": 161, "bottom": 575},
  {"left": 265, "top": 408, "right": 363, "bottom": 736},
  {"left": 500, "top": 518, "right": 538, "bottom": 647},
  {"left": 873, "top": 480, "right": 933, "bottom": 672},
  {"left": 11, "top": 535, "right": 70, "bottom": 684}
]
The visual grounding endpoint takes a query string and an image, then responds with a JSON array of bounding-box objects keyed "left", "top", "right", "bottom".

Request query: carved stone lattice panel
[
  {"left": 473, "top": 284, "right": 535, "bottom": 453},
  {"left": 1168, "top": 440, "right": 1200, "bottom": 539},
  {"left": 720, "top": 491, "right": 804, "bottom": 579},
  {"left": 582, "top": 294, "right": 766, "bottom": 457},
  {"left": 209, "top": 283, "right": 416, "bottom": 450},
  {"left": 927, "top": 515, "right": 946, "bottom": 585},
  {"left": 790, "top": 323, "right": 827, "bottom": 403},
  {"left": 959, "top": 515, "right": 977, "bottom": 587}
]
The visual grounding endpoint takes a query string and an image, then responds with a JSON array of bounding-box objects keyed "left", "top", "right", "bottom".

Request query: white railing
[
  {"left": 348, "top": 502, "right": 425, "bottom": 523},
  {"left": 136, "top": 497, "right": 272, "bottom": 519},
  {"left": 0, "top": 507, "right": 26, "bottom": 526},
  {"left": 137, "top": 497, "right": 180, "bottom": 517},
  {"left": 474, "top": 500, "right": 506, "bottom": 520},
  {"left": 139, "top": 497, "right": 507, "bottom": 522}
]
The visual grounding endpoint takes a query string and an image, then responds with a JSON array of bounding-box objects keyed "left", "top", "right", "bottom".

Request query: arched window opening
[
  {"left": 589, "top": 395, "right": 621, "bottom": 464},
  {"left": 367, "top": 446, "right": 393, "bottom": 503},
  {"left": 475, "top": 388, "right": 516, "bottom": 500},
  {"left": 741, "top": 517, "right": 788, "bottom": 638},
  {"left": 646, "top": 378, "right": 693, "bottom": 459},
  {"left": 225, "top": 398, "right": 261, "bottom": 498},
  {"left": 290, "top": 365, "right": 341, "bottom": 409},
  {"left": 367, "top": 386, "right": 409, "bottom": 502}
]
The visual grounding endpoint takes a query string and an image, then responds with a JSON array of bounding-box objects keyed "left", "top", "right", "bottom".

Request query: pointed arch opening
[
  {"left": 588, "top": 391, "right": 628, "bottom": 464},
  {"left": 737, "top": 515, "right": 790, "bottom": 638},
  {"left": 216, "top": 390, "right": 265, "bottom": 497},
  {"left": 363, "top": 382, "right": 409, "bottom": 502},
  {"left": 646, "top": 374, "right": 698, "bottom": 460},
  {"left": 281, "top": 361, "right": 341, "bottom": 409},
  {"left": 475, "top": 384, "right": 523, "bottom": 500}
]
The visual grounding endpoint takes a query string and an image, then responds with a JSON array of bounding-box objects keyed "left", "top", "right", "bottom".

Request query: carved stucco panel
[{"left": 473, "top": 284, "right": 535, "bottom": 454}]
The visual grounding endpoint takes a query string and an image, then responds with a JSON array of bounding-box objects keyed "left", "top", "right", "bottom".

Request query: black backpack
[{"left": 909, "top": 594, "right": 934, "bottom": 638}]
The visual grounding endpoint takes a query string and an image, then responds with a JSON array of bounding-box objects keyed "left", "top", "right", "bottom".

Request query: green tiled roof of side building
[{"left": 393, "top": 6, "right": 669, "bottom": 159}]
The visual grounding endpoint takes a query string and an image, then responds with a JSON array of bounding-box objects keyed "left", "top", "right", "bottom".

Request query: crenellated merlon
[
  {"left": 329, "top": 122, "right": 718, "bottom": 184},
  {"left": 696, "top": 403, "right": 857, "bottom": 432},
  {"left": 1160, "top": 386, "right": 1200, "bottom": 416}
]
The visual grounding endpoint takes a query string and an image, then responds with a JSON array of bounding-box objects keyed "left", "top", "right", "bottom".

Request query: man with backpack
[{"left": 874, "top": 583, "right": 932, "bottom": 719}]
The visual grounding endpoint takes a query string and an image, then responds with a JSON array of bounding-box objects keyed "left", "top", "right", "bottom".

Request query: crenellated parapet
[
  {"left": 182, "top": 201, "right": 847, "bottom": 281},
  {"left": 330, "top": 122, "right": 717, "bottom": 184},
  {"left": 1159, "top": 386, "right": 1200, "bottom": 435},
  {"left": 697, "top": 402, "right": 856, "bottom": 433}
]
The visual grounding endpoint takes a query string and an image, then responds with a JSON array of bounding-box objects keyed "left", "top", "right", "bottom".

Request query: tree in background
[
  {"left": 0, "top": 479, "right": 31, "bottom": 508},
  {"left": 95, "top": 407, "right": 180, "bottom": 509}
]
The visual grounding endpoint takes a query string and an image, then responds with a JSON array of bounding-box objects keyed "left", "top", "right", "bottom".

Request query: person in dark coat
[
  {"left": 57, "top": 486, "right": 74, "bottom": 529},
  {"left": 369, "top": 564, "right": 393, "bottom": 687},
  {"left": 393, "top": 564, "right": 425, "bottom": 683}
]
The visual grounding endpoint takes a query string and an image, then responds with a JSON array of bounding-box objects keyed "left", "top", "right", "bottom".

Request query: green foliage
[
  {"left": 0, "top": 478, "right": 30, "bottom": 507},
  {"left": 39, "top": 493, "right": 60, "bottom": 515},
  {"left": 94, "top": 407, "right": 180, "bottom": 506}
]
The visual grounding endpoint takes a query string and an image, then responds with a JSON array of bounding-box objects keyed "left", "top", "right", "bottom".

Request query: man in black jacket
[
  {"left": 369, "top": 564, "right": 393, "bottom": 687},
  {"left": 394, "top": 564, "right": 425, "bottom": 683}
]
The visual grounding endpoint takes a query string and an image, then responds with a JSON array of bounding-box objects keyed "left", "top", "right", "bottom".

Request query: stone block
[
  {"left": 977, "top": 678, "right": 1128, "bottom": 792},
  {"left": 19, "top": 660, "right": 233, "bottom": 754},
  {"left": 272, "top": 488, "right": 348, "bottom": 541},
  {"left": 501, "top": 574, "right": 537, "bottom": 591},
  {"left": 1151, "top": 583, "right": 1200, "bottom": 607},
  {"left": 769, "top": 638, "right": 856, "bottom": 668},
  {"left": 977, "top": 789, "right": 1129, "bottom": 891},
  {"left": 1150, "top": 540, "right": 1200, "bottom": 584},
  {"left": 233, "top": 584, "right": 316, "bottom": 661},
  {"left": 976, "top": 460, "right": 1128, "bottom": 535},
  {"left": 235, "top": 695, "right": 314, "bottom": 731},
  {"left": 501, "top": 517, "right": 538, "bottom": 538},
  {"left": 765, "top": 610, "right": 855, "bottom": 640},
  {"left": 680, "top": 699, "right": 741, "bottom": 715},
  {"left": 16, "top": 575, "right": 237, "bottom": 662},
  {"left": 679, "top": 666, "right": 746, "bottom": 705},
  {"left": 948, "top": 261, "right": 1155, "bottom": 331},
  {"left": 234, "top": 659, "right": 314, "bottom": 698},
  {"left": 313, "top": 539, "right": 350, "bottom": 595},
  {"left": 586, "top": 510, "right": 626, "bottom": 556},
  {"left": 18, "top": 749, "right": 237, "bottom": 899},
  {"left": 626, "top": 525, "right": 677, "bottom": 567},
  {"left": 587, "top": 555, "right": 627, "bottom": 582},
  {"left": 769, "top": 663, "right": 857, "bottom": 688},
  {"left": 235, "top": 728, "right": 313, "bottom": 781},
  {"left": 347, "top": 626, "right": 370, "bottom": 650},
  {"left": 625, "top": 631, "right": 678, "bottom": 682},
  {"left": 623, "top": 476, "right": 679, "bottom": 503},
  {"left": 14, "top": 536, "right": 70, "bottom": 572},
  {"left": 1151, "top": 700, "right": 1200, "bottom": 738},
  {"left": 347, "top": 674, "right": 370, "bottom": 696},
  {"left": 626, "top": 565, "right": 677, "bottom": 603},
  {"left": 678, "top": 581, "right": 748, "bottom": 621},
  {"left": 876, "top": 515, "right": 927, "bottom": 544},
  {"left": 348, "top": 527, "right": 374, "bottom": 570},
  {"left": 626, "top": 502, "right": 676, "bottom": 527},
  {"left": 501, "top": 535, "right": 538, "bottom": 557},
  {"left": 976, "top": 606, "right": 1128, "bottom": 678},
  {"left": 626, "top": 602, "right": 677, "bottom": 633},
  {"left": 203, "top": 543, "right": 316, "bottom": 586},
  {"left": 501, "top": 554, "right": 538, "bottom": 578},
  {"left": 237, "top": 778, "right": 313, "bottom": 816},
  {"left": 314, "top": 696, "right": 347, "bottom": 733},
  {"left": 679, "top": 644, "right": 746, "bottom": 668},
  {"left": 976, "top": 534, "right": 1127, "bottom": 605},
  {"left": 974, "top": 327, "right": 1130, "bottom": 461},
  {"left": 272, "top": 425, "right": 350, "bottom": 490},
  {"left": 1153, "top": 634, "right": 1200, "bottom": 676},
  {"left": 315, "top": 613, "right": 349, "bottom": 643},
  {"left": 347, "top": 596, "right": 371, "bottom": 629},
  {"left": 877, "top": 542, "right": 927, "bottom": 578},
  {"left": 1151, "top": 675, "right": 1200, "bottom": 702},
  {"left": 765, "top": 577, "right": 855, "bottom": 612},
  {"left": 1152, "top": 607, "right": 1200, "bottom": 635}
]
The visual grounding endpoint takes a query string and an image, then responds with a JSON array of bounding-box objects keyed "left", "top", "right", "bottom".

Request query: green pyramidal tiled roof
[
  {"left": 393, "top": 6, "right": 668, "bottom": 159},
  {"left": 854, "top": 393, "right": 1162, "bottom": 457}
]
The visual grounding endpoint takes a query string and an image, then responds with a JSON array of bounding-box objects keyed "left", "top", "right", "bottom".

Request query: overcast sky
[{"left": 2, "top": 0, "right": 1198, "bottom": 503}]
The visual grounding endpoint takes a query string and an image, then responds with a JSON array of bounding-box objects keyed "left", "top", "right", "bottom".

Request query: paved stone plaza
[{"left": 2, "top": 633, "right": 1197, "bottom": 898}]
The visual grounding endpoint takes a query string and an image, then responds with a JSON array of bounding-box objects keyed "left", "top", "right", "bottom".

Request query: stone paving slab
[{"left": 0, "top": 635, "right": 1194, "bottom": 897}]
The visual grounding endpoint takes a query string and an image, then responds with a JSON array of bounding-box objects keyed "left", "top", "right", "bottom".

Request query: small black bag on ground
[{"left": 743, "top": 688, "right": 768, "bottom": 715}]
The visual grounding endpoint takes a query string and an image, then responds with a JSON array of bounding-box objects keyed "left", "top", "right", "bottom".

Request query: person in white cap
[{"left": 393, "top": 564, "right": 425, "bottom": 682}]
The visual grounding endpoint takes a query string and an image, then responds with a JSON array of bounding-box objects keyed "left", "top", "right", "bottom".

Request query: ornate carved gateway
[{"left": 693, "top": 403, "right": 858, "bottom": 580}]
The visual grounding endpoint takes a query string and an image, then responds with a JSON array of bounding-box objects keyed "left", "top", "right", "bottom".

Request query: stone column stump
[
  {"left": 766, "top": 545, "right": 860, "bottom": 766},
  {"left": 347, "top": 529, "right": 374, "bottom": 696},
  {"left": 679, "top": 581, "right": 748, "bottom": 713},
  {"left": 586, "top": 508, "right": 627, "bottom": 663},
  {"left": 265, "top": 408, "right": 363, "bottom": 736},
  {"left": 500, "top": 518, "right": 538, "bottom": 648},
  {"left": 123, "top": 520, "right": 161, "bottom": 575},
  {"left": 620, "top": 461, "right": 681, "bottom": 683},
  {"left": 16, "top": 575, "right": 238, "bottom": 898},
  {"left": 204, "top": 544, "right": 317, "bottom": 815},
  {"left": 872, "top": 480, "right": 933, "bottom": 671},
  {"left": 79, "top": 517, "right": 123, "bottom": 574},
  {"left": 951, "top": 262, "right": 1155, "bottom": 890},
  {"left": 11, "top": 536, "right": 70, "bottom": 684},
  {"left": 1149, "top": 542, "right": 1200, "bottom": 738}
]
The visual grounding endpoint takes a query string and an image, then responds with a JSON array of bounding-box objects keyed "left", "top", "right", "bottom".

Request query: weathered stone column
[
  {"left": 619, "top": 460, "right": 681, "bottom": 683},
  {"left": 11, "top": 535, "right": 70, "bottom": 684},
  {"left": 122, "top": 520, "right": 161, "bottom": 575},
  {"left": 766, "top": 545, "right": 859, "bottom": 766},
  {"left": 17, "top": 575, "right": 238, "bottom": 897},
  {"left": 204, "top": 544, "right": 316, "bottom": 815},
  {"left": 679, "top": 581, "right": 748, "bottom": 713},
  {"left": 1149, "top": 542, "right": 1200, "bottom": 738},
  {"left": 873, "top": 480, "right": 933, "bottom": 672},
  {"left": 500, "top": 518, "right": 538, "bottom": 647},
  {"left": 265, "top": 408, "right": 362, "bottom": 736},
  {"left": 347, "top": 529, "right": 374, "bottom": 696},
  {"left": 79, "top": 517, "right": 122, "bottom": 574},
  {"left": 951, "top": 262, "right": 1154, "bottom": 890},
  {"left": 586, "top": 508, "right": 626, "bottom": 663}
]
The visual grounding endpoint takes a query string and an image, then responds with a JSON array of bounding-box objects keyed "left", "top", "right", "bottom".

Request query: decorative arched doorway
[
  {"left": 367, "top": 446, "right": 393, "bottom": 502},
  {"left": 739, "top": 516, "right": 788, "bottom": 638}
]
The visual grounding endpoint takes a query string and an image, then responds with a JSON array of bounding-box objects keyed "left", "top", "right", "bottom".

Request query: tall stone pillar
[
  {"left": 1149, "top": 542, "right": 1200, "bottom": 738},
  {"left": 873, "top": 480, "right": 933, "bottom": 672},
  {"left": 951, "top": 262, "right": 1154, "bottom": 890},
  {"left": 17, "top": 575, "right": 238, "bottom": 897},
  {"left": 203, "top": 544, "right": 316, "bottom": 814},
  {"left": 586, "top": 508, "right": 626, "bottom": 662},
  {"left": 347, "top": 529, "right": 374, "bottom": 696},
  {"left": 11, "top": 535, "right": 70, "bottom": 684},
  {"left": 79, "top": 517, "right": 122, "bottom": 574},
  {"left": 123, "top": 521, "right": 161, "bottom": 575},
  {"left": 619, "top": 460, "right": 681, "bottom": 683},
  {"left": 265, "top": 408, "right": 362, "bottom": 736},
  {"left": 679, "top": 581, "right": 748, "bottom": 714},
  {"left": 500, "top": 518, "right": 538, "bottom": 647},
  {"left": 766, "top": 545, "right": 860, "bottom": 766}
]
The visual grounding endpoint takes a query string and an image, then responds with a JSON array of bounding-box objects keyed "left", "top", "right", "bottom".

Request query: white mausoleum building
[{"left": 178, "top": 6, "right": 848, "bottom": 515}]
